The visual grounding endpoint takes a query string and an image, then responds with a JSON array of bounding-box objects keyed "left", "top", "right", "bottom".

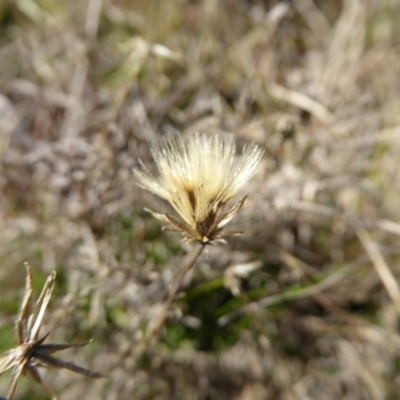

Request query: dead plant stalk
[{"left": 139, "top": 245, "right": 204, "bottom": 351}]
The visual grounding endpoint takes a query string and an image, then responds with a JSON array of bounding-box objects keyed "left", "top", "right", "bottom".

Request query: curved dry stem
[{"left": 137, "top": 245, "right": 204, "bottom": 353}]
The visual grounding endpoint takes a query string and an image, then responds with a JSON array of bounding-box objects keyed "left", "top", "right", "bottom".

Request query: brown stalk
[{"left": 136, "top": 245, "right": 204, "bottom": 353}]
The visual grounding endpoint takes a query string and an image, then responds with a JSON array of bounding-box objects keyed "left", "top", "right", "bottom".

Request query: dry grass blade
[
  {"left": 356, "top": 227, "right": 400, "bottom": 315},
  {"left": 218, "top": 261, "right": 357, "bottom": 326},
  {"left": 28, "top": 270, "right": 56, "bottom": 343},
  {"left": 16, "top": 262, "right": 33, "bottom": 344},
  {"left": 267, "top": 83, "right": 335, "bottom": 124},
  {"left": 0, "top": 263, "right": 105, "bottom": 399},
  {"left": 7, "top": 363, "right": 24, "bottom": 400},
  {"left": 0, "top": 352, "right": 15, "bottom": 375}
]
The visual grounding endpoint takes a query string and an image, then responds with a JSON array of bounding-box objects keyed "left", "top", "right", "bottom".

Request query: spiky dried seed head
[
  {"left": 134, "top": 133, "right": 264, "bottom": 244},
  {"left": 0, "top": 263, "right": 105, "bottom": 400}
]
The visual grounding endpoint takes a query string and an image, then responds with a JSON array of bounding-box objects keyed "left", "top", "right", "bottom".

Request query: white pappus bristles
[{"left": 134, "top": 133, "right": 264, "bottom": 244}]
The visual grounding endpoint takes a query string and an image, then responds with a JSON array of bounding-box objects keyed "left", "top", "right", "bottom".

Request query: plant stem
[{"left": 137, "top": 245, "right": 204, "bottom": 352}]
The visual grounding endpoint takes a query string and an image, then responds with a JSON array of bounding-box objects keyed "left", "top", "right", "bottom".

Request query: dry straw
[
  {"left": 0, "top": 263, "right": 104, "bottom": 400},
  {"left": 134, "top": 133, "right": 264, "bottom": 245}
]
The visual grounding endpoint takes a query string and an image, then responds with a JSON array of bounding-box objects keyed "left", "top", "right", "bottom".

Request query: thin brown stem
[{"left": 137, "top": 245, "right": 204, "bottom": 353}]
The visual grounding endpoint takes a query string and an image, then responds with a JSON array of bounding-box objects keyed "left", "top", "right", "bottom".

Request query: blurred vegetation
[{"left": 2, "top": 0, "right": 400, "bottom": 399}]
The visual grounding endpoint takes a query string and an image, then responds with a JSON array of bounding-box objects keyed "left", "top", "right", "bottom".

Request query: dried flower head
[
  {"left": 134, "top": 133, "right": 264, "bottom": 244},
  {"left": 0, "top": 263, "right": 105, "bottom": 400}
]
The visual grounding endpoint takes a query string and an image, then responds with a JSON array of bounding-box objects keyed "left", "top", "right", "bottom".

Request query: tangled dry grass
[{"left": 1, "top": 0, "right": 400, "bottom": 399}]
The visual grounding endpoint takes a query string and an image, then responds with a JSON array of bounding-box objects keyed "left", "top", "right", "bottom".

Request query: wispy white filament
[{"left": 134, "top": 133, "right": 263, "bottom": 230}]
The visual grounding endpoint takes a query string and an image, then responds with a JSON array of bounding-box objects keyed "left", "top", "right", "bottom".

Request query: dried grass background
[{"left": 1, "top": 0, "right": 400, "bottom": 399}]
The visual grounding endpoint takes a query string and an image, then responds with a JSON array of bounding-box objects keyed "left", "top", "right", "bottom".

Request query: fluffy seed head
[{"left": 134, "top": 133, "right": 264, "bottom": 244}]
